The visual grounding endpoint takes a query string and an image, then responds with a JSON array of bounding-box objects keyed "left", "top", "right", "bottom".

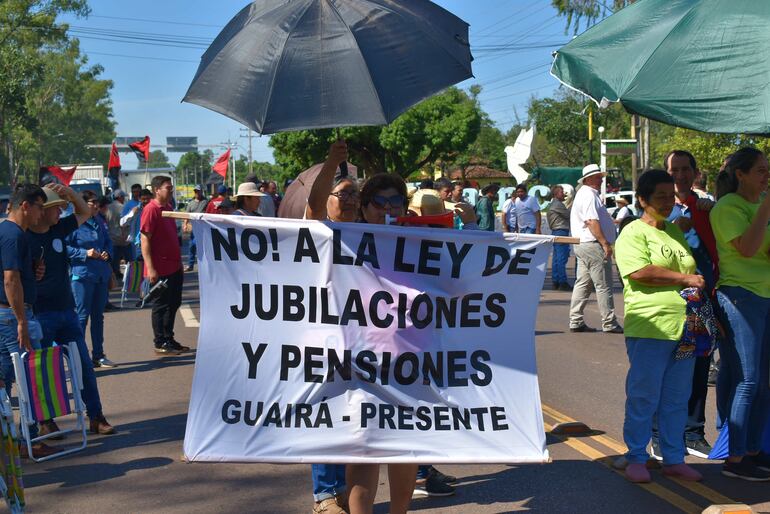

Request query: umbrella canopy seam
[
  {"left": 260, "top": 0, "right": 319, "bottom": 134},
  {"left": 324, "top": 0, "right": 387, "bottom": 123}
]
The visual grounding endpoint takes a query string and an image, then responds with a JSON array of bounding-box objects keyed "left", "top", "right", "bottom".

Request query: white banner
[{"left": 184, "top": 215, "right": 552, "bottom": 464}]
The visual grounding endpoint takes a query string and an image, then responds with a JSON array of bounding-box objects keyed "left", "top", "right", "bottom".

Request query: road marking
[
  {"left": 543, "top": 420, "right": 702, "bottom": 514},
  {"left": 180, "top": 304, "right": 200, "bottom": 328},
  {"left": 542, "top": 403, "right": 739, "bottom": 510}
]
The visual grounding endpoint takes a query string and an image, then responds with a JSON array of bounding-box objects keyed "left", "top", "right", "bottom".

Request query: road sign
[{"left": 167, "top": 137, "right": 198, "bottom": 153}]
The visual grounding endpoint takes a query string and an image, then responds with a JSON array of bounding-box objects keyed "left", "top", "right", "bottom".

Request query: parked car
[{"left": 605, "top": 190, "right": 637, "bottom": 218}]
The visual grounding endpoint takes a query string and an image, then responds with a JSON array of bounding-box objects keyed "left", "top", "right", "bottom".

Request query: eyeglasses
[
  {"left": 371, "top": 194, "right": 405, "bottom": 208},
  {"left": 329, "top": 190, "right": 359, "bottom": 202}
]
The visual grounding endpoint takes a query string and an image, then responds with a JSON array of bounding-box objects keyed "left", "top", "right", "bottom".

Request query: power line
[
  {"left": 89, "top": 14, "right": 222, "bottom": 28},
  {"left": 85, "top": 51, "right": 199, "bottom": 64}
]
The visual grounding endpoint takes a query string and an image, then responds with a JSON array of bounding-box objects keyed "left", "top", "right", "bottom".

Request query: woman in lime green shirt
[
  {"left": 616, "top": 170, "right": 705, "bottom": 484},
  {"left": 711, "top": 147, "right": 770, "bottom": 482}
]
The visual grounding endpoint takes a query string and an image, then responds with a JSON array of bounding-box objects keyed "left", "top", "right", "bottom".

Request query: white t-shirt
[
  {"left": 515, "top": 195, "right": 540, "bottom": 230},
  {"left": 615, "top": 205, "right": 630, "bottom": 222},
  {"left": 501, "top": 198, "right": 516, "bottom": 231},
  {"left": 570, "top": 185, "right": 616, "bottom": 244}
]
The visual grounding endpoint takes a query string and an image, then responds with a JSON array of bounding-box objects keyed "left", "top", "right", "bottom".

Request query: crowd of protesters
[{"left": 0, "top": 142, "right": 768, "bottom": 511}]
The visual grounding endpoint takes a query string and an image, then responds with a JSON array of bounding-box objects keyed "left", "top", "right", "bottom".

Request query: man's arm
[
  {"left": 585, "top": 219, "right": 612, "bottom": 258},
  {"left": 46, "top": 184, "right": 89, "bottom": 225},
  {"left": 534, "top": 210, "right": 542, "bottom": 234},
  {"left": 3, "top": 270, "right": 31, "bottom": 351},
  {"left": 140, "top": 232, "right": 158, "bottom": 284}
]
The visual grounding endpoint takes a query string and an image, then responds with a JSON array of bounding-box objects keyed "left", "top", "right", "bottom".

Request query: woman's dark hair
[
  {"left": 715, "top": 147, "right": 764, "bottom": 200},
  {"left": 635, "top": 169, "right": 673, "bottom": 204},
  {"left": 81, "top": 190, "right": 97, "bottom": 202},
  {"left": 515, "top": 183, "right": 527, "bottom": 192},
  {"left": 360, "top": 173, "right": 407, "bottom": 208}
]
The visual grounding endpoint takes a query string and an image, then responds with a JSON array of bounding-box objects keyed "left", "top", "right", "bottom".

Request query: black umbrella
[{"left": 183, "top": 0, "right": 473, "bottom": 135}]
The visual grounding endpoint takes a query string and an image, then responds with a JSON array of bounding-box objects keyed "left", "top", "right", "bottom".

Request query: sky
[{"left": 61, "top": 1, "right": 572, "bottom": 170}]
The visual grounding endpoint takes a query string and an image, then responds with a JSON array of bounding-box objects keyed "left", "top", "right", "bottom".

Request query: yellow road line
[
  {"left": 542, "top": 403, "right": 738, "bottom": 508},
  {"left": 544, "top": 421, "right": 702, "bottom": 514}
]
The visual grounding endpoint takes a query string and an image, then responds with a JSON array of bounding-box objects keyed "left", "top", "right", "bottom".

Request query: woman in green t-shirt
[
  {"left": 616, "top": 170, "right": 705, "bottom": 484},
  {"left": 711, "top": 147, "right": 770, "bottom": 482}
]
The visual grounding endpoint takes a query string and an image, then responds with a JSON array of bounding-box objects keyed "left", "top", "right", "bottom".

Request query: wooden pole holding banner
[{"left": 161, "top": 212, "right": 581, "bottom": 244}]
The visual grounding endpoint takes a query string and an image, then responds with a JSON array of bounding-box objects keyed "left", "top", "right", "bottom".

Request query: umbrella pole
[{"left": 335, "top": 128, "right": 349, "bottom": 178}]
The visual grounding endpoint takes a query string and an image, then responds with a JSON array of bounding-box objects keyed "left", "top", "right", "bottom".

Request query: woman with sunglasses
[
  {"left": 304, "top": 143, "right": 360, "bottom": 514},
  {"left": 65, "top": 190, "right": 117, "bottom": 369},
  {"left": 344, "top": 172, "right": 418, "bottom": 514},
  {"left": 305, "top": 141, "right": 359, "bottom": 225}
]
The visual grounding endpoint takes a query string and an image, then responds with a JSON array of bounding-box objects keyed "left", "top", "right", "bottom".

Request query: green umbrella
[{"left": 551, "top": 0, "right": 770, "bottom": 134}]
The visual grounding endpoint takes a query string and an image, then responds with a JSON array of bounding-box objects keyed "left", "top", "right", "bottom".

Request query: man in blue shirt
[
  {"left": 121, "top": 184, "right": 142, "bottom": 217},
  {"left": 28, "top": 184, "right": 115, "bottom": 436},
  {"left": 0, "top": 183, "right": 58, "bottom": 458}
]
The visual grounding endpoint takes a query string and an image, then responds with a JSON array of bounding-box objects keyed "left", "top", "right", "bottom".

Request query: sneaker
[
  {"left": 89, "top": 415, "right": 116, "bottom": 435},
  {"left": 312, "top": 497, "right": 347, "bottom": 514},
  {"left": 707, "top": 366, "right": 718, "bottom": 386},
  {"left": 184, "top": 265, "right": 195, "bottom": 272},
  {"left": 94, "top": 357, "right": 118, "bottom": 369},
  {"left": 662, "top": 463, "right": 702, "bottom": 481},
  {"left": 154, "top": 342, "right": 182, "bottom": 355},
  {"left": 104, "top": 302, "right": 119, "bottom": 312},
  {"left": 168, "top": 340, "right": 191, "bottom": 353},
  {"left": 722, "top": 459, "right": 770, "bottom": 481},
  {"left": 559, "top": 283, "right": 574, "bottom": 291},
  {"left": 685, "top": 438, "right": 712, "bottom": 459},
  {"left": 413, "top": 474, "right": 455, "bottom": 497},
  {"left": 569, "top": 324, "right": 597, "bottom": 333},
  {"left": 20, "top": 442, "right": 59, "bottom": 459},
  {"left": 649, "top": 440, "right": 663, "bottom": 461},
  {"left": 38, "top": 419, "right": 64, "bottom": 440},
  {"left": 749, "top": 452, "right": 770, "bottom": 472},
  {"left": 603, "top": 325, "right": 624, "bottom": 334},
  {"left": 427, "top": 465, "right": 457, "bottom": 484},
  {"left": 625, "top": 462, "right": 651, "bottom": 483}
]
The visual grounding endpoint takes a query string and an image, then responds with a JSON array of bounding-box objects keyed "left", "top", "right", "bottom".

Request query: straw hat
[
  {"left": 615, "top": 197, "right": 629, "bottom": 205},
  {"left": 42, "top": 186, "right": 68, "bottom": 209},
  {"left": 233, "top": 182, "right": 267, "bottom": 198},
  {"left": 409, "top": 189, "right": 449, "bottom": 216}
]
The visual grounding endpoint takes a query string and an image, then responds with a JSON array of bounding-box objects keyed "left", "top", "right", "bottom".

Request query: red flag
[
  {"left": 39, "top": 166, "right": 78, "bottom": 186},
  {"left": 212, "top": 148, "right": 231, "bottom": 178},
  {"left": 108, "top": 142, "right": 121, "bottom": 173},
  {"left": 128, "top": 136, "right": 150, "bottom": 163},
  {"left": 108, "top": 141, "right": 121, "bottom": 179}
]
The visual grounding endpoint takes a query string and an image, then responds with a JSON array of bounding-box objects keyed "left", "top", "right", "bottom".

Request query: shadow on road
[{"left": 94, "top": 354, "right": 197, "bottom": 377}]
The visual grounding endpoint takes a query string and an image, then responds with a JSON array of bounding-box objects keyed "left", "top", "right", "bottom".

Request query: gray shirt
[
  {"left": 547, "top": 199, "right": 570, "bottom": 231},
  {"left": 186, "top": 198, "right": 208, "bottom": 214}
]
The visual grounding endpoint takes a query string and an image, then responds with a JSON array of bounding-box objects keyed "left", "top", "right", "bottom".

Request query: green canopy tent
[
  {"left": 531, "top": 167, "right": 583, "bottom": 187},
  {"left": 551, "top": 0, "right": 770, "bottom": 134}
]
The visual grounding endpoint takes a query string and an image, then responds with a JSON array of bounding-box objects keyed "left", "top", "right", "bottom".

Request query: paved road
[{"left": 20, "top": 259, "right": 770, "bottom": 513}]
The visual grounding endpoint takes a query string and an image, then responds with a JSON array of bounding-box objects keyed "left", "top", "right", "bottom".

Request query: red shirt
[
  {"left": 140, "top": 200, "right": 181, "bottom": 277},
  {"left": 205, "top": 195, "right": 225, "bottom": 214}
]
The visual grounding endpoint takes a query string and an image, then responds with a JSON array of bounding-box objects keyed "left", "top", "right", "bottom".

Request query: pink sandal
[
  {"left": 662, "top": 463, "right": 703, "bottom": 482},
  {"left": 625, "top": 463, "right": 652, "bottom": 483}
]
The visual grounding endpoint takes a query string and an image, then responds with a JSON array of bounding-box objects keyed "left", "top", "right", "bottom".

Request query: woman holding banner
[
  {"left": 615, "top": 170, "right": 705, "bottom": 484},
  {"left": 304, "top": 143, "right": 358, "bottom": 514},
  {"left": 342, "top": 172, "right": 418, "bottom": 514},
  {"left": 711, "top": 148, "right": 770, "bottom": 481}
]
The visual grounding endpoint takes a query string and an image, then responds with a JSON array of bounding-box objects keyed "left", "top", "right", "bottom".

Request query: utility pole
[
  {"left": 630, "top": 115, "right": 639, "bottom": 189},
  {"left": 588, "top": 104, "right": 594, "bottom": 163},
  {"left": 240, "top": 128, "right": 256, "bottom": 176}
]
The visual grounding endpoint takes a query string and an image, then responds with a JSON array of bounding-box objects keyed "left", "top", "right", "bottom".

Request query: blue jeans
[
  {"left": 623, "top": 337, "right": 694, "bottom": 465},
  {"left": 519, "top": 226, "right": 536, "bottom": 234},
  {"left": 71, "top": 279, "right": 108, "bottom": 361},
  {"left": 0, "top": 307, "right": 42, "bottom": 439},
  {"left": 35, "top": 309, "right": 103, "bottom": 419},
  {"left": 311, "top": 464, "right": 346, "bottom": 502},
  {"left": 716, "top": 286, "right": 770, "bottom": 456},
  {"left": 551, "top": 228, "right": 570, "bottom": 284}
]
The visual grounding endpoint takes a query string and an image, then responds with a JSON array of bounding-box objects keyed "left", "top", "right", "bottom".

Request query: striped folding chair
[
  {"left": 11, "top": 344, "right": 87, "bottom": 463},
  {"left": 121, "top": 261, "right": 145, "bottom": 308},
  {"left": 0, "top": 390, "right": 24, "bottom": 513}
]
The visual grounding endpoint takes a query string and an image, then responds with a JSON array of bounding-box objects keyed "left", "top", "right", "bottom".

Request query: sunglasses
[{"left": 371, "top": 194, "right": 405, "bottom": 208}]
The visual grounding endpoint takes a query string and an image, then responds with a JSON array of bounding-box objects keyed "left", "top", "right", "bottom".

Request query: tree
[
  {"left": 526, "top": 89, "right": 629, "bottom": 166},
  {"left": 0, "top": 0, "right": 95, "bottom": 183},
  {"left": 146, "top": 150, "right": 171, "bottom": 168},
  {"left": 552, "top": 0, "right": 634, "bottom": 33},
  {"left": 269, "top": 87, "right": 482, "bottom": 179}
]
